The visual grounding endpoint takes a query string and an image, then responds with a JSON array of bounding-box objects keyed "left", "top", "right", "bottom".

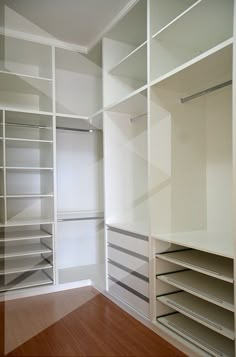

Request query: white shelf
[
  {"left": 109, "top": 41, "right": 147, "bottom": 82},
  {"left": 107, "top": 222, "right": 149, "bottom": 237},
  {"left": 158, "top": 271, "right": 234, "bottom": 312},
  {"left": 4, "top": 219, "right": 54, "bottom": 227},
  {"left": 158, "top": 292, "right": 234, "bottom": 340},
  {"left": 6, "top": 167, "right": 54, "bottom": 171},
  {"left": 7, "top": 194, "right": 54, "bottom": 198},
  {"left": 151, "top": 38, "right": 233, "bottom": 88},
  {"left": 105, "top": 85, "right": 148, "bottom": 114},
  {"left": 106, "top": 87, "right": 147, "bottom": 118},
  {"left": 153, "top": 231, "right": 234, "bottom": 259},
  {"left": 56, "top": 113, "right": 89, "bottom": 120},
  {"left": 5, "top": 138, "right": 53, "bottom": 144},
  {"left": 152, "top": 0, "right": 202, "bottom": 40},
  {"left": 0, "top": 229, "right": 52, "bottom": 242},
  {"left": 156, "top": 250, "right": 233, "bottom": 283},
  {"left": 0, "top": 256, "right": 52, "bottom": 275},
  {"left": 0, "top": 70, "right": 52, "bottom": 82},
  {"left": 0, "top": 107, "right": 53, "bottom": 116},
  {"left": 57, "top": 210, "right": 104, "bottom": 221},
  {"left": 0, "top": 270, "right": 53, "bottom": 292},
  {"left": 158, "top": 314, "right": 234, "bottom": 357},
  {"left": 0, "top": 243, "right": 52, "bottom": 258}
]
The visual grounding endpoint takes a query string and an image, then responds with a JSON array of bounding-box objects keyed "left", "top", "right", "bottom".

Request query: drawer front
[
  {"left": 107, "top": 229, "right": 148, "bottom": 257},
  {"left": 107, "top": 246, "right": 149, "bottom": 278},
  {"left": 108, "top": 261, "right": 149, "bottom": 298},
  {"left": 108, "top": 278, "right": 149, "bottom": 317}
]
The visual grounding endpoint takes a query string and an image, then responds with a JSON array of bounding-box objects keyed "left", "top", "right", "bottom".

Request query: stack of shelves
[
  {"left": 103, "top": 0, "right": 147, "bottom": 108},
  {"left": 155, "top": 240, "right": 234, "bottom": 356},
  {"left": 0, "top": 34, "right": 55, "bottom": 292}
]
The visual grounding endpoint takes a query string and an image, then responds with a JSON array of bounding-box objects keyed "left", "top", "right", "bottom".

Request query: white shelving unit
[{"left": 1, "top": 1, "right": 236, "bottom": 356}]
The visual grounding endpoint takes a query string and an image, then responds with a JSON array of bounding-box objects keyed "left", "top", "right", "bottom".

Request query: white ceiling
[{"left": 1, "top": 0, "right": 132, "bottom": 50}]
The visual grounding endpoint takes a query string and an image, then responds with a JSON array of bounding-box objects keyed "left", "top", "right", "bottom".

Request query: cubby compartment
[
  {"left": 6, "top": 168, "right": 53, "bottom": 197},
  {"left": 103, "top": 0, "right": 147, "bottom": 107},
  {"left": 0, "top": 35, "right": 52, "bottom": 79},
  {"left": 5, "top": 111, "right": 53, "bottom": 141},
  {"left": 150, "top": 42, "right": 233, "bottom": 257},
  {"left": 55, "top": 43, "right": 103, "bottom": 117},
  {"left": 6, "top": 140, "right": 53, "bottom": 169},
  {"left": 6, "top": 197, "right": 54, "bottom": 225},
  {"left": 104, "top": 90, "right": 148, "bottom": 235},
  {"left": 150, "top": 0, "right": 233, "bottom": 82},
  {"left": 0, "top": 71, "right": 52, "bottom": 113}
]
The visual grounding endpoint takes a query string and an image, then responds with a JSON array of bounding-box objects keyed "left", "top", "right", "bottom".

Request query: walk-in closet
[{"left": 1, "top": 0, "right": 236, "bottom": 356}]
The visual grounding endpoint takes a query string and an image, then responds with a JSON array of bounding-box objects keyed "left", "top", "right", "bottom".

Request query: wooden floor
[{"left": 1, "top": 286, "right": 185, "bottom": 356}]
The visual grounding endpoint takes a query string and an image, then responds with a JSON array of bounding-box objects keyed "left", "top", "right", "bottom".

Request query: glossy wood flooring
[{"left": 1, "top": 286, "right": 185, "bottom": 356}]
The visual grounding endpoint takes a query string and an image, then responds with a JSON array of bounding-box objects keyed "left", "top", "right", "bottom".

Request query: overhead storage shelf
[
  {"left": 156, "top": 250, "right": 233, "bottom": 283},
  {"left": 158, "top": 292, "right": 234, "bottom": 340},
  {"left": 158, "top": 313, "right": 234, "bottom": 357},
  {"left": 157, "top": 270, "right": 234, "bottom": 312},
  {"left": 109, "top": 41, "right": 147, "bottom": 82}
]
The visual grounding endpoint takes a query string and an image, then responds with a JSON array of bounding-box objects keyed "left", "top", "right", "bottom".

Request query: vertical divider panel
[
  {"left": 52, "top": 46, "right": 57, "bottom": 285},
  {"left": 3, "top": 110, "right": 6, "bottom": 224}
]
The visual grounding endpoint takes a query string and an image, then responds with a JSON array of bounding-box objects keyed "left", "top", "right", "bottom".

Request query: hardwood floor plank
[{"left": 1, "top": 286, "right": 185, "bottom": 356}]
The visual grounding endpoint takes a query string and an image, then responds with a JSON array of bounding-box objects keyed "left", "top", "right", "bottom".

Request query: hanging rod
[
  {"left": 181, "top": 80, "right": 232, "bottom": 104},
  {"left": 4, "top": 122, "right": 51, "bottom": 129},
  {"left": 130, "top": 113, "right": 147, "bottom": 123},
  {"left": 56, "top": 126, "right": 99, "bottom": 133},
  {"left": 58, "top": 216, "right": 104, "bottom": 222}
]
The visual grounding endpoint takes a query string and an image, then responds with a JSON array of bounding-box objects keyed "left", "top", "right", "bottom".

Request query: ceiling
[{"left": 0, "top": 0, "right": 132, "bottom": 50}]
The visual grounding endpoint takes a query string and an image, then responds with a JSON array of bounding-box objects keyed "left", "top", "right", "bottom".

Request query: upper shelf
[
  {"left": 109, "top": 41, "right": 147, "bottom": 82},
  {"left": 152, "top": 0, "right": 201, "bottom": 39},
  {"left": 150, "top": 0, "right": 233, "bottom": 82}
]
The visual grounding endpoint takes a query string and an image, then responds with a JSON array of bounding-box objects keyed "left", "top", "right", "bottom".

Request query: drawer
[
  {"left": 108, "top": 262, "right": 149, "bottom": 298},
  {"left": 108, "top": 278, "right": 149, "bottom": 317},
  {"left": 108, "top": 246, "right": 149, "bottom": 278},
  {"left": 107, "top": 229, "right": 148, "bottom": 257}
]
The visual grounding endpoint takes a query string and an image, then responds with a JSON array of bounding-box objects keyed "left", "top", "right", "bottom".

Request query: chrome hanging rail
[{"left": 181, "top": 80, "right": 232, "bottom": 104}]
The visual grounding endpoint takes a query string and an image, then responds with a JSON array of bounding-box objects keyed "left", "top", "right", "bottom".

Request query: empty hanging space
[
  {"left": 150, "top": 41, "right": 233, "bottom": 258},
  {"left": 56, "top": 117, "right": 105, "bottom": 288},
  {"left": 55, "top": 43, "right": 103, "bottom": 118},
  {"left": 103, "top": 0, "right": 147, "bottom": 107},
  {"left": 150, "top": 0, "right": 233, "bottom": 82},
  {"left": 104, "top": 90, "right": 148, "bottom": 235}
]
